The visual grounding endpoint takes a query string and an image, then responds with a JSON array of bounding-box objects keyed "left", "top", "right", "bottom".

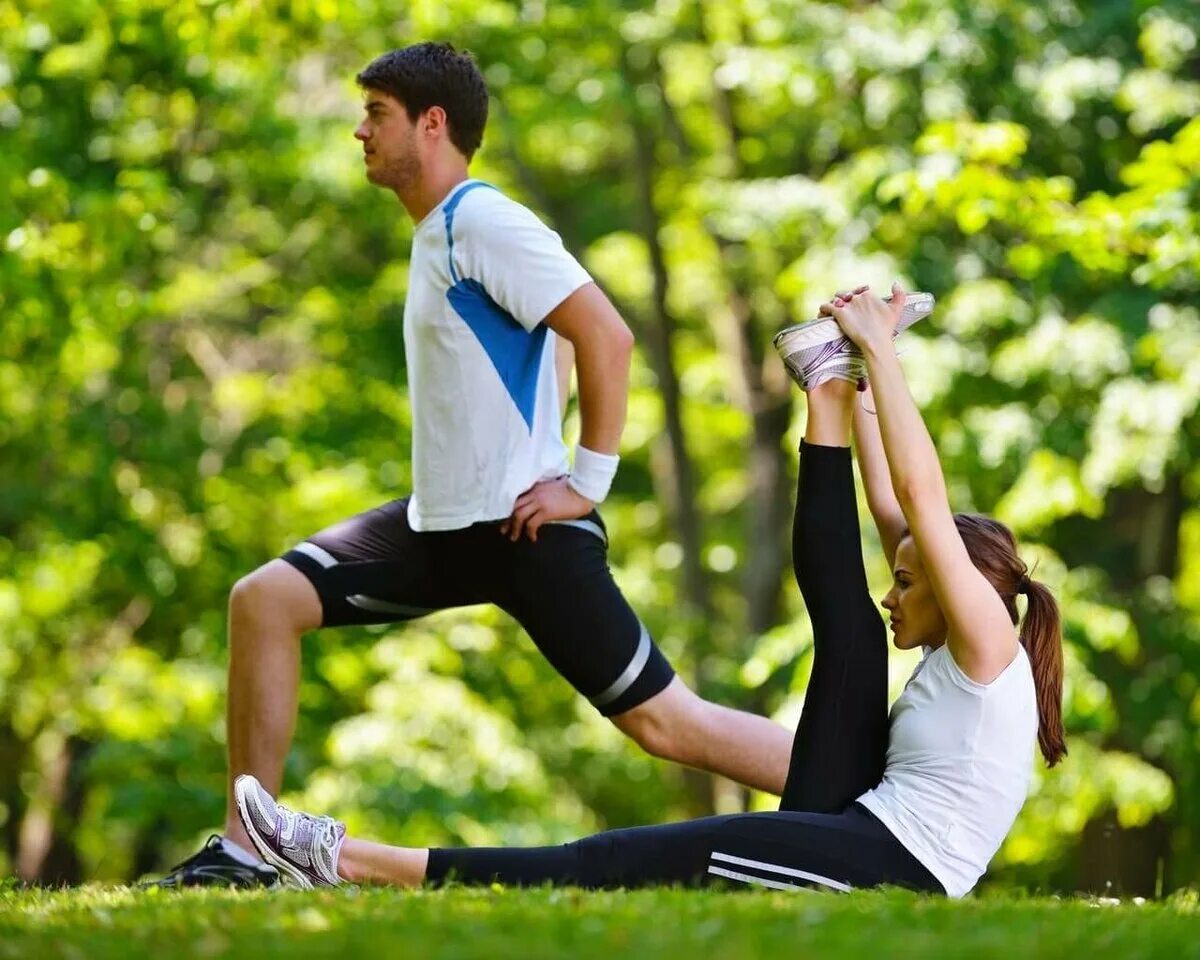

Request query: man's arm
[
  {"left": 544, "top": 283, "right": 633, "bottom": 455},
  {"left": 554, "top": 334, "right": 575, "bottom": 421},
  {"left": 502, "top": 282, "right": 634, "bottom": 541}
]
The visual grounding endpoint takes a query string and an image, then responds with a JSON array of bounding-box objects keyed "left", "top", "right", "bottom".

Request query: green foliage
[{"left": 2, "top": 0, "right": 1198, "bottom": 893}]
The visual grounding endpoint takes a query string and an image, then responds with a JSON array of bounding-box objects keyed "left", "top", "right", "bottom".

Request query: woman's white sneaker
[
  {"left": 234, "top": 774, "right": 346, "bottom": 889},
  {"left": 772, "top": 317, "right": 867, "bottom": 390},
  {"left": 774, "top": 292, "right": 935, "bottom": 390}
]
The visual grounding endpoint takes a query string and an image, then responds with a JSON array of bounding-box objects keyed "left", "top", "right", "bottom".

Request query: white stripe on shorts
[
  {"left": 346, "top": 594, "right": 433, "bottom": 618},
  {"left": 292, "top": 541, "right": 338, "bottom": 569},
  {"left": 547, "top": 518, "right": 608, "bottom": 546},
  {"left": 589, "top": 621, "right": 652, "bottom": 708}
]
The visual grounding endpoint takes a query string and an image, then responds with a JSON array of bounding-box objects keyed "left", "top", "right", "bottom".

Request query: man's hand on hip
[{"left": 501, "top": 477, "right": 594, "bottom": 543}]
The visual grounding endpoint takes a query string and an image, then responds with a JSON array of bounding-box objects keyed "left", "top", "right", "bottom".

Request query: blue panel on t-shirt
[
  {"left": 442, "top": 180, "right": 546, "bottom": 432},
  {"left": 446, "top": 278, "right": 547, "bottom": 431}
]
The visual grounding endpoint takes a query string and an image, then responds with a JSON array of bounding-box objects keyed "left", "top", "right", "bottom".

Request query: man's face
[{"left": 354, "top": 89, "right": 420, "bottom": 190}]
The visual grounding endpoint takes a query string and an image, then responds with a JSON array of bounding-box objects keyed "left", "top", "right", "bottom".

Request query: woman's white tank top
[{"left": 857, "top": 643, "right": 1038, "bottom": 897}]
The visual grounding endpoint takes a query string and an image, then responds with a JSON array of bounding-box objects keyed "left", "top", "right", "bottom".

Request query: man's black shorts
[{"left": 281, "top": 498, "right": 675, "bottom": 716}]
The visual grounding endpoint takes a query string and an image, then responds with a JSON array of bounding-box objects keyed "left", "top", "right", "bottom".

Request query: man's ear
[{"left": 422, "top": 105, "right": 448, "bottom": 138}]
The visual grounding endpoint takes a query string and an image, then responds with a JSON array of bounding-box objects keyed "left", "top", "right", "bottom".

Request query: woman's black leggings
[{"left": 426, "top": 442, "right": 943, "bottom": 894}]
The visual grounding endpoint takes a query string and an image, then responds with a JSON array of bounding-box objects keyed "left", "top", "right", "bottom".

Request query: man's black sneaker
[{"left": 142, "top": 834, "right": 280, "bottom": 889}]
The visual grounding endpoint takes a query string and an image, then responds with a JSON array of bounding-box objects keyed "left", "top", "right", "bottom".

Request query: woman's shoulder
[{"left": 932, "top": 642, "right": 1032, "bottom": 696}]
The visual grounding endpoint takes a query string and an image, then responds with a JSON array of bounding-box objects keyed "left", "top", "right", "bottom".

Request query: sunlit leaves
[
  {"left": 1083, "top": 379, "right": 1198, "bottom": 493},
  {"left": 3, "top": 0, "right": 1200, "bottom": 889},
  {"left": 996, "top": 451, "right": 1104, "bottom": 535},
  {"left": 1001, "top": 740, "right": 1174, "bottom": 867}
]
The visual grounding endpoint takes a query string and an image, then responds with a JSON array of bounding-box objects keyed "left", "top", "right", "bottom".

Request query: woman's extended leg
[
  {"left": 778, "top": 379, "right": 890, "bottom": 813},
  {"left": 336, "top": 807, "right": 939, "bottom": 893}
]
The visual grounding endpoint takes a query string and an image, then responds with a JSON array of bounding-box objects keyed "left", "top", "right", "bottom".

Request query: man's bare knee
[{"left": 229, "top": 559, "right": 322, "bottom": 636}]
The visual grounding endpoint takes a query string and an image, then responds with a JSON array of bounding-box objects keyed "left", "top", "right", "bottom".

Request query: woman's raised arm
[
  {"left": 852, "top": 385, "right": 907, "bottom": 568},
  {"left": 827, "top": 286, "right": 1018, "bottom": 683}
]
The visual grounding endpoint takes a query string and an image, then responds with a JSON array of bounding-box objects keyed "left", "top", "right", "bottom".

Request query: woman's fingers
[
  {"left": 889, "top": 281, "right": 907, "bottom": 322},
  {"left": 819, "top": 284, "right": 871, "bottom": 317}
]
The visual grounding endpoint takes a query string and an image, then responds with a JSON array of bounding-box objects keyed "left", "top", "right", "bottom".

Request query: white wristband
[{"left": 567, "top": 445, "right": 619, "bottom": 504}]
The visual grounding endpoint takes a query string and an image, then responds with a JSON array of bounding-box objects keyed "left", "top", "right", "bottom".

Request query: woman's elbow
[{"left": 895, "top": 478, "right": 943, "bottom": 517}]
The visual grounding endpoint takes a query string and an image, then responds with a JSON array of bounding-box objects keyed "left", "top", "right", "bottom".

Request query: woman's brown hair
[{"left": 952, "top": 514, "right": 1067, "bottom": 767}]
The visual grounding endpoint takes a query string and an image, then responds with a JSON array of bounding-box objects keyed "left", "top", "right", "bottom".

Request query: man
[{"left": 154, "top": 42, "right": 792, "bottom": 887}]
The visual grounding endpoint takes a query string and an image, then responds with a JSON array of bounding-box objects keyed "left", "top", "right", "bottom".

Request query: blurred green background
[{"left": 1, "top": 0, "right": 1197, "bottom": 895}]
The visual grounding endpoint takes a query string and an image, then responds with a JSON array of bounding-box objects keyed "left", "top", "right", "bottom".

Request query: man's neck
[{"left": 396, "top": 164, "right": 471, "bottom": 223}]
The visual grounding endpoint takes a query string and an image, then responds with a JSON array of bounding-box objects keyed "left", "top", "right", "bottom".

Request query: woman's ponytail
[
  {"left": 953, "top": 514, "right": 1067, "bottom": 767},
  {"left": 1018, "top": 577, "right": 1067, "bottom": 767}
]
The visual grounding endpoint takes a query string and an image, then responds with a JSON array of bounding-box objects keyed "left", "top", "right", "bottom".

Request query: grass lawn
[{"left": 1, "top": 885, "right": 1197, "bottom": 960}]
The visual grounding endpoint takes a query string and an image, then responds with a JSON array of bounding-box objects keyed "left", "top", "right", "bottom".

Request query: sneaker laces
[
  {"left": 274, "top": 801, "right": 343, "bottom": 883},
  {"left": 162, "top": 834, "right": 223, "bottom": 874},
  {"left": 137, "top": 834, "right": 225, "bottom": 887},
  {"left": 317, "top": 816, "right": 341, "bottom": 848},
  {"left": 276, "top": 803, "right": 340, "bottom": 853}
]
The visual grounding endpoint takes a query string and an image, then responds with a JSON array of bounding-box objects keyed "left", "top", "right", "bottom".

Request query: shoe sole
[
  {"left": 772, "top": 292, "right": 935, "bottom": 358},
  {"left": 234, "top": 775, "right": 316, "bottom": 890}
]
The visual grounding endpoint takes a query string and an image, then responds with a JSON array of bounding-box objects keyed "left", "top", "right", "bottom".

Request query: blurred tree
[{"left": 0, "top": 0, "right": 1196, "bottom": 893}]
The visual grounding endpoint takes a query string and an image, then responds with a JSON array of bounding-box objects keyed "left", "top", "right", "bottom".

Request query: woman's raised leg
[{"left": 778, "top": 379, "right": 890, "bottom": 812}]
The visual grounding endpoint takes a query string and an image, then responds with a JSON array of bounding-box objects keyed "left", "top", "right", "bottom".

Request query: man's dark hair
[{"left": 356, "top": 43, "right": 489, "bottom": 159}]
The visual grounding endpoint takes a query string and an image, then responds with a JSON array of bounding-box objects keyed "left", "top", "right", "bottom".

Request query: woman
[{"left": 233, "top": 284, "right": 1066, "bottom": 898}]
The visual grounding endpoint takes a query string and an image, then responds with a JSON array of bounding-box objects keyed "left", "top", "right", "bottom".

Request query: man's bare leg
[
  {"left": 223, "top": 559, "right": 322, "bottom": 855},
  {"left": 611, "top": 678, "right": 794, "bottom": 794}
]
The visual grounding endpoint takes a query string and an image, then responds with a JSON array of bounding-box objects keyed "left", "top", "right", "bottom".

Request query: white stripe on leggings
[
  {"left": 706, "top": 866, "right": 817, "bottom": 892},
  {"left": 709, "top": 851, "right": 852, "bottom": 892}
]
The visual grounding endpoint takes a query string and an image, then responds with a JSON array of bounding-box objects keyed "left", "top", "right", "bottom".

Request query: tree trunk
[
  {"left": 1, "top": 727, "right": 25, "bottom": 876},
  {"left": 1075, "top": 474, "right": 1189, "bottom": 894},
  {"left": 496, "top": 95, "right": 718, "bottom": 813},
  {"left": 624, "top": 67, "right": 712, "bottom": 627},
  {"left": 16, "top": 735, "right": 90, "bottom": 885},
  {"left": 698, "top": 4, "right": 794, "bottom": 656},
  {"left": 1077, "top": 812, "right": 1171, "bottom": 898}
]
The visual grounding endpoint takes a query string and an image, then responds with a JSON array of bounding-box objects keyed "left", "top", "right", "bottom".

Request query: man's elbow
[
  {"left": 611, "top": 320, "right": 635, "bottom": 358},
  {"left": 583, "top": 315, "right": 633, "bottom": 363}
]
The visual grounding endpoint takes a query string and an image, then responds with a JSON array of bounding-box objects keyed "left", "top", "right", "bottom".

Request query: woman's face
[{"left": 881, "top": 536, "right": 948, "bottom": 651}]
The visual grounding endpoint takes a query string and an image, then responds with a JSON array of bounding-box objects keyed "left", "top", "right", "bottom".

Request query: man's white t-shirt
[
  {"left": 403, "top": 179, "right": 592, "bottom": 531},
  {"left": 857, "top": 643, "right": 1038, "bottom": 897}
]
